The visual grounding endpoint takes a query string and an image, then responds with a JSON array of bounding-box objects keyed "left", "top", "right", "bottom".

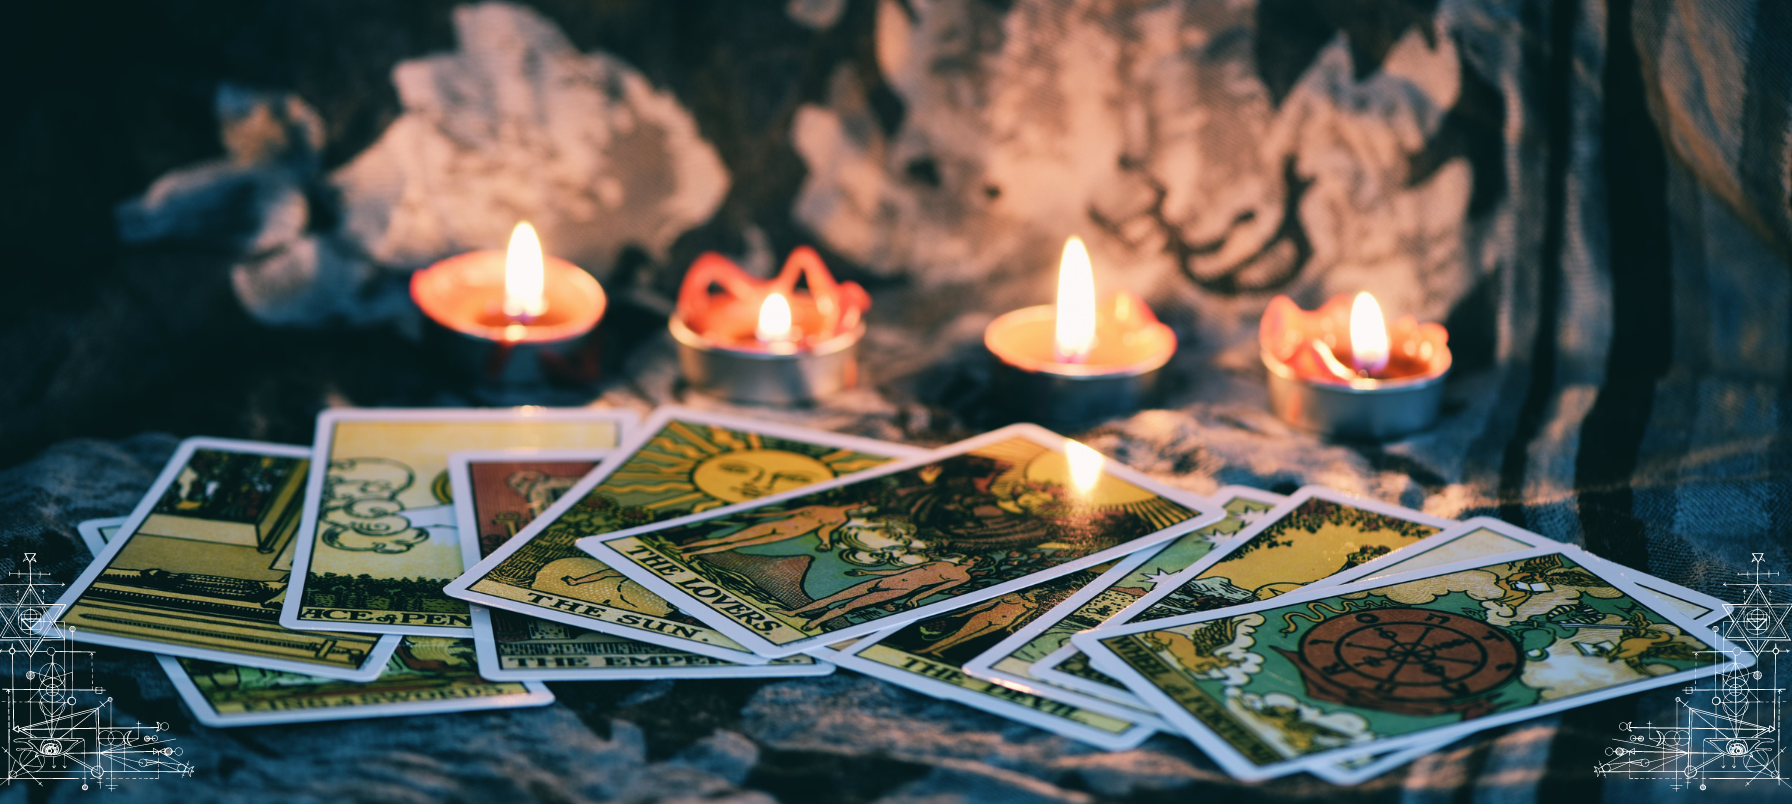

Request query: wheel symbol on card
[{"left": 1280, "top": 607, "right": 1521, "bottom": 717}]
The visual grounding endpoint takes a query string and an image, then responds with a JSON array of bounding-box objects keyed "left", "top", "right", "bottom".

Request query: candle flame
[
  {"left": 757, "top": 292, "right": 793, "bottom": 343},
  {"left": 1349, "top": 291, "right": 1389, "bottom": 376},
  {"left": 503, "top": 222, "right": 547, "bottom": 319},
  {"left": 1065, "top": 440, "right": 1106, "bottom": 495},
  {"left": 1054, "top": 237, "right": 1096, "bottom": 363}
]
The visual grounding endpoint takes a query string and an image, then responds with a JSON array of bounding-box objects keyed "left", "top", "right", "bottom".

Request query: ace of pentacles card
[
  {"left": 281, "top": 408, "right": 634, "bottom": 638},
  {"left": 578, "top": 424, "right": 1227, "bottom": 658}
]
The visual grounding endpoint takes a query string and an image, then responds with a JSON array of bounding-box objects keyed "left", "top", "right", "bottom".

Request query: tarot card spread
[
  {"left": 1073, "top": 547, "right": 1749, "bottom": 781},
  {"left": 446, "top": 409, "right": 924, "bottom": 665},
  {"left": 580, "top": 424, "right": 1226, "bottom": 658},
  {"left": 282, "top": 409, "right": 632, "bottom": 638},
  {"left": 1032, "top": 488, "right": 1450, "bottom": 709},
  {"left": 49, "top": 439, "right": 397, "bottom": 681},
  {"left": 160, "top": 636, "right": 551, "bottom": 728},
  {"left": 449, "top": 445, "right": 838, "bottom": 680},
  {"left": 961, "top": 487, "right": 1286, "bottom": 723}
]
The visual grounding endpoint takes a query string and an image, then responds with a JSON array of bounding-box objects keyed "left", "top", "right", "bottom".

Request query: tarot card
[
  {"left": 1072, "top": 546, "right": 1751, "bottom": 780},
  {"left": 964, "top": 487, "right": 1285, "bottom": 723},
  {"left": 75, "top": 516, "right": 128, "bottom": 554},
  {"left": 829, "top": 586, "right": 1156, "bottom": 750},
  {"left": 160, "top": 635, "right": 552, "bottom": 727},
  {"left": 578, "top": 424, "right": 1228, "bottom": 658},
  {"left": 446, "top": 407, "right": 924, "bottom": 665},
  {"left": 46, "top": 438, "right": 400, "bottom": 681},
  {"left": 448, "top": 446, "right": 835, "bottom": 680},
  {"left": 1306, "top": 517, "right": 1735, "bottom": 785},
  {"left": 281, "top": 407, "right": 634, "bottom": 637},
  {"left": 1032, "top": 487, "right": 1451, "bottom": 709}
]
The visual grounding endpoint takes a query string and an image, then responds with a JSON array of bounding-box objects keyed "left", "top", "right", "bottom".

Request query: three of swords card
[
  {"left": 576, "top": 424, "right": 1228, "bottom": 658},
  {"left": 280, "top": 408, "right": 634, "bottom": 637},
  {"left": 444, "top": 408, "right": 925, "bottom": 664},
  {"left": 1071, "top": 546, "right": 1750, "bottom": 780},
  {"left": 47, "top": 439, "right": 399, "bottom": 681}
]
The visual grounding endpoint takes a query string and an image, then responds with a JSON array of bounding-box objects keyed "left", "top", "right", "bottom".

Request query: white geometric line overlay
[
  {"left": 1594, "top": 553, "right": 1787, "bottom": 791},
  {"left": 1, "top": 553, "right": 193, "bottom": 789}
]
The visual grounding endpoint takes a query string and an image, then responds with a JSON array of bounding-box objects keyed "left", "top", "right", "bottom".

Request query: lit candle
[
  {"left": 410, "top": 222, "right": 607, "bottom": 385},
  {"left": 1259, "top": 292, "right": 1451, "bottom": 439},
  {"left": 983, "top": 236, "right": 1177, "bottom": 426},
  {"left": 669, "top": 247, "right": 870, "bottom": 404}
]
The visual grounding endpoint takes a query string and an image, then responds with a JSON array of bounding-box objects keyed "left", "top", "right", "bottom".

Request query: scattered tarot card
[
  {"left": 445, "top": 407, "right": 924, "bottom": 665},
  {"left": 826, "top": 584, "right": 1157, "bottom": 750},
  {"left": 1305, "top": 517, "right": 1736, "bottom": 786},
  {"left": 281, "top": 407, "right": 634, "bottom": 638},
  {"left": 160, "top": 636, "right": 552, "bottom": 727},
  {"left": 578, "top": 424, "right": 1228, "bottom": 658},
  {"left": 1030, "top": 486, "right": 1452, "bottom": 710},
  {"left": 962, "top": 486, "right": 1286, "bottom": 724},
  {"left": 1072, "top": 546, "right": 1751, "bottom": 780},
  {"left": 447, "top": 444, "right": 836, "bottom": 680},
  {"left": 47, "top": 438, "right": 399, "bottom": 681}
]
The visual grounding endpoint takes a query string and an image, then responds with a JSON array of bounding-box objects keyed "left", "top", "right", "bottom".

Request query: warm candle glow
[
  {"left": 1054, "top": 237, "right": 1096, "bottom": 363},
  {"left": 503, "top": 222, "right": 547, "bottom": 320},
  {"left": 756, "top": 292, "right": 793, "bottom": 343},
  {"left": 1349, "top": 291, "right": 1389, "bottom": 376},
  {"left": 1064, "top": 440, "right": 1106, "bottom": 494}
]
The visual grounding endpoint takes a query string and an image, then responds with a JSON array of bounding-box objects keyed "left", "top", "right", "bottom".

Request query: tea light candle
[
  {"left": 410, "top": 223, "right": 607, "bottom": 385},
  {"left": 669, "top": 246, "right": 870, "bottom": 405},
  {"left": 1259, "top": 292, "right": 1452, "bottom": 439},
  {"left": 983, "top": 237, "right": 1177, "bottom": 426}
]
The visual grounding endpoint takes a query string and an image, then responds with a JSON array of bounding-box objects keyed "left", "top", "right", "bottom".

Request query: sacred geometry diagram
[
  {"left": 1594, "top": 553, "right": 1786, "bottom": 791},
  {"left": 1, "top": 554, "right": 192, "bottom": 789}
]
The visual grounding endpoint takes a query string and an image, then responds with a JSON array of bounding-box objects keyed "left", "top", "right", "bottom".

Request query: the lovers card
[
  {"left": 281, "top": 407, "right": 633, "bottom": 637},
  {"left": 1073, "top": 546, "right": 1750, "bottom": 780},
  {"left": 577, "top": 424, "right": 1227, "bottom": 658},
  {"left": 445, "top": 407, "right": 924, "bottom": 665},
  {"left": 48, "top": 439, "right": 398, "bottom": 681}
]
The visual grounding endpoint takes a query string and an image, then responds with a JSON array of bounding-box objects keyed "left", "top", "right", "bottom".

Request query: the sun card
[
  {"left": 45, "top": 439, "right": 400, "bottom": 681},
  {"left": 281, "top": 407, "right": 634, "bottom": 637},
  {"left": 962, "top": 486, "right": 1285, "bottom": 724},
  {"left": 578, "top": 424, "right": 1228, "bottom": 658},
  {"left": 828, "top": 591, "right": 1156, "bottom": 750},
  {"left": 445, "top": 407, "right": 925, "bottom": 665},
  {"left": 1031, "top": 486, "right": 1451, "bottom": 709},
  {"left": 160, "top": 636, "right": 553, "bottom": 727},
  {"left": 1072, "top": 546, "right": 1751, "bottom": 780},
  {"left": 447, "top": 445, "right": 835, "bottom": 680}
]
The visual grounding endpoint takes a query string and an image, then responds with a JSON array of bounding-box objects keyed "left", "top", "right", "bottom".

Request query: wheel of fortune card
[{"left": 1283, "top": 608, "right": 1523, "bottom": 717}]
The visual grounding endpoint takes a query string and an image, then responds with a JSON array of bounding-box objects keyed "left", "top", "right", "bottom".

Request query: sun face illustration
[
  {"left": 594, "top": 421, "right": 892, "bottom": 513},
  {"left": 973, "top": 437, "right": 1194, "bottom": 528}
]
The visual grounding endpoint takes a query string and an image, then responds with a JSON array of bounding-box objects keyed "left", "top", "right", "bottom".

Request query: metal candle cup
[
  {"left": 670, "top": 247, "right": 871, "bottom": 405},
  {"left": 410, "top": 246, "right": 606, "bottom": 386},
  {"left": 1258, "top": 293, "right": 1452, "bottom": 440},
  {"left": 671, "top": 316, "right": 864, "bottom": 405},
  {"left": 983, "top": 296, "right": 1178, "bottom": 428}
]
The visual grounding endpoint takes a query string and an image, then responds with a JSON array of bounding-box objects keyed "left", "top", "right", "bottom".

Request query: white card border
[
  {"left": 44, "top": 438, "right": 399, "bottom": 681},
  {"left": 281, "top": 407, "right": 637, "bottom": 637},
  {"left": 444, "top": 405, "right": 928, "bottom": 664}
]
